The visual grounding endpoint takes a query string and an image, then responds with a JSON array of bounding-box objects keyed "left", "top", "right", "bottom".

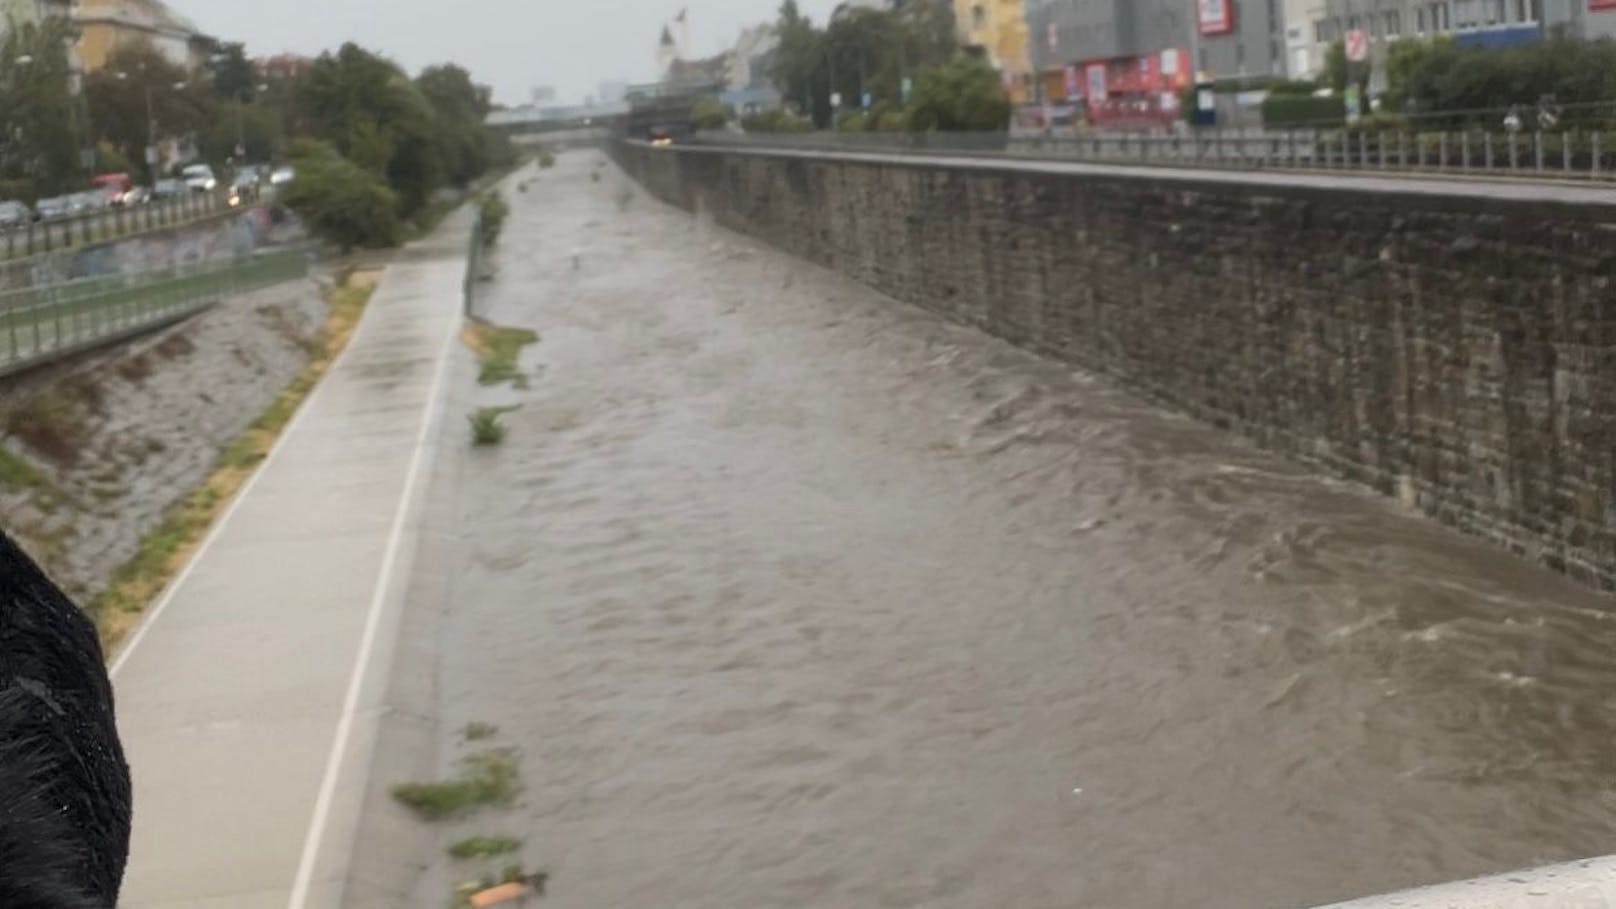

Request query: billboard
[
  {"left": 1593, "top": 0, "right": 1616, "bottom": 11},
  {"left": 1198, "top": 0, "right": 1235, "bottom": 34}
]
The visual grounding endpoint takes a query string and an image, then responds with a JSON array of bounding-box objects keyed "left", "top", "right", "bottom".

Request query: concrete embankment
[
  {"left": 611, "top": 141, "right": 1616, "bottom": 592},
  {"left": 0, "top": 275, "right": 328, "bottom": 606}
]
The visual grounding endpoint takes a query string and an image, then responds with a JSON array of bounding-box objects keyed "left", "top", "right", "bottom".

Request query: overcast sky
[{"left": 185, "top": 0, "right": 846, "bottom": 105}]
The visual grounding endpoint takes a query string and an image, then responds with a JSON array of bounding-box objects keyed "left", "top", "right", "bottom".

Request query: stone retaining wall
[{"left": 612, "top": 142, "right": 1616, "bottom": 590}]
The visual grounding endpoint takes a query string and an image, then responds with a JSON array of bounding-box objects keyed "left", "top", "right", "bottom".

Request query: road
[{"left": 417, "top": 152, "right": 1616, "bottom": 909}]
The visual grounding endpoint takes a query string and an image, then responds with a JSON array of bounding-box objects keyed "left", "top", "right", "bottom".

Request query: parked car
[
  {"left": 120, "top": 185, "right": 152, "bottom": 206},
  {"left": 269, "top": 165, "right": 294, "bottom": 186},
  {"left": 65, "top": 192, "right": 99, "bottom": 215},
  {"left": 34, "top": 196, "right": 69, "bottom": 220},
  {"left": 152, "top": 178, "right": 186, "bottom": 200},
  {"left": 0, "top": 201, "right": 32, "bottom": 229},
  {"left": 181, "top": 163, "right": 217, "bottom": 193},
  {"left": 91, "top": 172, "right": 134, "bottom": 207}
]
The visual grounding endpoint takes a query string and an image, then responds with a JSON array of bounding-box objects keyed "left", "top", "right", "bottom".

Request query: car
[
  {"left": 269, "top": 165, "right": 294, "bottom": 186},
  {"left": 65, "top": 192, "right": 104, "bottom": 215},
  {"left": 152, "top": 178, "right": 186, "bottom": 200},
  {"left": 34, "top": 196, "right": 69, "bottom": 220},
  {"left": 181, "top": 163, "right": 218, "bottom": 193},
  {"left": 91, "top": 173, "right": 134, "bottom": 207},
  {"left": 0, "top": 201, "right": 31, "bottom": 229},
  {"left": 120, "top": 185, "right": 152, "bottom": 206}
]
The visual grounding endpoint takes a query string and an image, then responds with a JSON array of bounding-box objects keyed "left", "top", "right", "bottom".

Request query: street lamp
[
  {"left": 231, "top": 83, "right": 269, "bottom": 162},
  {"left": 115, "top": 70, "right": 186, "bottom": 189}
]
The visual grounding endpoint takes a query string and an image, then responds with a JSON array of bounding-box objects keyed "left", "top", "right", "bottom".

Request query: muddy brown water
[{"left": 427, "top": 154, "right": 1616, "bottom": 909}]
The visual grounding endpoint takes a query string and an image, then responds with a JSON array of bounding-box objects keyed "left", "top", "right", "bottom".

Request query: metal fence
[
  {"left": 0, "top": 191, "right": 233, "bottom": 262},
  {"left": 0, "top": 247, "right": 311, "bottom": 378},
  {"left": 695, "top": 127, "right": 1616, "bottom": 183}
]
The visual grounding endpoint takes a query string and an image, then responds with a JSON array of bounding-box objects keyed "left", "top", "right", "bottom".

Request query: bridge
[{"left": 46, "top": 140, "right": 1616, "bottom": 908}]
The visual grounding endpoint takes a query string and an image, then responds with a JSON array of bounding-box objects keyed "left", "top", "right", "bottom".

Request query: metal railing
[
  {"left": 0, "top": 191, "right": 235, "bottom": 262},
  {"left": 695, "top": 127, "right": 1616, "bottom": 183},
  {"left": 0, "top": 247, "right": 312, "bottom": 377}
]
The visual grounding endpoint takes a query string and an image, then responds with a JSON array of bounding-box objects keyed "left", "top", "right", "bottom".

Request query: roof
[{"left": 72, "top": 0, "right": 205, "bottom": 39}]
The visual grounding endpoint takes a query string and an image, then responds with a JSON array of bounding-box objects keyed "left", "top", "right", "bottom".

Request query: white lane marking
[
  {"left": 284, "top": 268, "right": 462, "bottom": 909},
  {"left": 108, "top": 268, "right": 394, "bottom": 680}
]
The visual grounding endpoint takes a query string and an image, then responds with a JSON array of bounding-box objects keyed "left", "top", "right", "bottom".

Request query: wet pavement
[{"left": 430, "top": 152, "right": 1616, "bottom": 909}]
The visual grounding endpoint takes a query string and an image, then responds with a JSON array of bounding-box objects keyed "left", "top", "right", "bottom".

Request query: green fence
[{"left": 0, "top": 248, "right": 311, "bottom": 377}]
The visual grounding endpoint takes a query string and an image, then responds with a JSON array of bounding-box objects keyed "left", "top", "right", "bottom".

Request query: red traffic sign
[{"left": 1345, "top": 29, "right": 1369, "bottom": 62}]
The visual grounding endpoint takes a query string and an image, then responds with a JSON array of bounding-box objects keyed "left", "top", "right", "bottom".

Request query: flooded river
[{"left": 427, "top": 153, "right": 1616, "bottom": 909}]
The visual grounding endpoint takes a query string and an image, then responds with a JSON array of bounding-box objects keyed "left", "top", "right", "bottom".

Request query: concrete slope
[{"left": 111, "top": 208, "right": 471, "bottom": 909}]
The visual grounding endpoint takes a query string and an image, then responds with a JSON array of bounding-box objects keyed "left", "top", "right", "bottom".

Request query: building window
[
  {"left": 1347, "top": 14, "right": 1361, "bottom": 30},
  {"left": 1455, "top": 0, "right": 1475, "bottom": 27},
  {"left": 1386, "top": 10, "right": 1401, "bottom": 34},
  {"left": 1417, "top": 7, "right": 1427, "bottom": 31},
  {"left": 1489, "top": 0, "right": 1505, "bottom": 22},
  {"left": 1514, "top": 0, "right": 1531, "bottom": 20},
  {"left": 1433, "top": 2, "right": 1451, "bottom": 30}
]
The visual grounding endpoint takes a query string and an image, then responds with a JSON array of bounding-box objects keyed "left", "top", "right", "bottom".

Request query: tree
[
  {"left": 770, "top": 0, "right": 829, "bottom": 123},
  {"left": 769, "top": 0, "right": 959, "bottom": 128},
  {"left": 211, "top": 42, "right": 256, "bottom": 100},
  {"left": 0, "top": 15, "right": 84, "bottom": 196},
  {"left": 201, "top": 101, "right": 286, "bottom": 164},
  {"left": 281, "top": 140, "right": 402, "bottom": 250},
  {"left": 298, "top": 43, "right": 445, "bottom": 214},
  {"left": 85, "top": 41, "right": 215, "bottom": 179},
  {"left": 691, "top": 95, "right": 731, "bottom": 129},
  {"left": 906, "top": 54, "right": 1011, "bottom": 132},
  {"left": 415, "top": 63, "right": 493, "bottom": 187}
]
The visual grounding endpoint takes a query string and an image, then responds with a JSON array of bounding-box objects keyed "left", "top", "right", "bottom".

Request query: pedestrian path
[{"left": 111, "top": 209, "right": 471, "bottom": 909}]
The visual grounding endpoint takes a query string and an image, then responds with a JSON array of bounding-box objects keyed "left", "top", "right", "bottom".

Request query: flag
[
  {"left": 659, "top": 25, "right": 675, "bottom": 46},
  {"left": 674, "top": 7, "right": 687, "bottom": 23}
]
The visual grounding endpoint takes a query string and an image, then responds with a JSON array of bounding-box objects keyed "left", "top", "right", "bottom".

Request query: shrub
[
  {"left": 691, "top": 95, "right": 732, "bottom": 130},
  {"left": 741, "top": 108, "right": 812, "bottom": 133},
  {"left": 1262, "top": 92, "right": 1345, "bottom": 127},
  {"left": 448, "top": 835, "right": 521, "bottom": 861},
  {"left": 906, "top": 54, "right": 1011, "bottom": 133},
  {"left": 477, "top": 190, "right": 509, "bottom": 248},
  {"left": 282, "top": 141, "right": 403, "bottom": 251},
  {"left": 392, "top": 749, "right": 522, "bottom": 820},
  {"left": 468, "top": 406, "right": 519, "bottom": 446}
]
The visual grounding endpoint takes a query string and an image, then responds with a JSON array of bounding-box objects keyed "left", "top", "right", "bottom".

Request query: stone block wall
[{"left": 612, "top": 142, "right": 1616, "bottom": 589}]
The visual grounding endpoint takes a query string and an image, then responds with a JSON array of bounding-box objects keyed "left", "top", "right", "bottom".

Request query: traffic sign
[{"left": 1345, "top": 29, "right": 1368, "bottom": 62}]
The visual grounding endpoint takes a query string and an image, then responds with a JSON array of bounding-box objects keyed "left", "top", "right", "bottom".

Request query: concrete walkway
[{"left": 110, "top": 209, "right": 471, "bottom": 909}]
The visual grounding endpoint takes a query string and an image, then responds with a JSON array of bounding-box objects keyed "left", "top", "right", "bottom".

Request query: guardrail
[
  {"left": 0, "top": 247, "right": 311, "bottom": 378},
  {"left": 695, "top": 127, "right": 1616, "bottom": 183},
  {"left": 0, "top": 191, "right": 235, "bottom": 262}
]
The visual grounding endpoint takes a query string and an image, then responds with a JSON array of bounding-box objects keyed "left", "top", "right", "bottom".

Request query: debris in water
[{"left": 469, "top": 880, "right": 536, "bottom": 907}]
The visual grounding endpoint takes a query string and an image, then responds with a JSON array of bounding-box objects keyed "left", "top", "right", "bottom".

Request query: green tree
[
  {"left": 85, "top": 41, "right": 216, "bottom": 179},
  {"left": 211, "top": 41, "right": 257, "bottom": 100},
  {"left": 415, "top": 63, "right": 494, "bottom": 187},
  {"left": 770, "top": 0, "right": 829, "bottom": 123},
  {"left": 1323, "top": 39, "right": 1349, "bottom": 94},
  {"left": 281, "top": 140, "right": 402, "bottom": 250},
  {"left": 298, "top": 43, "right": 445, "bottom": 214},
  {"left": 691, "top": 95, "right": 731, "bottom": 129},
  {"left": 202, "top": 101, "right": 287, "bottom": 164},
  {"left": 906, "top": 54, "right": 1011, "bottom": 132},
  {"left": 0, "top": 16, "right": 87, "bottom": 196}
]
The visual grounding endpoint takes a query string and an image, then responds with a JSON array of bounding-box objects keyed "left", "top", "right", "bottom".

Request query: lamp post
[{"left": 115, "top": 69, "right": 186, "bottom": 189}]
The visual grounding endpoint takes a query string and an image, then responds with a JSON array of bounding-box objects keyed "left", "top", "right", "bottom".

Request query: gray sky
[{"left": 185, "top": 0, "right": 845, "bottom": 106}]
